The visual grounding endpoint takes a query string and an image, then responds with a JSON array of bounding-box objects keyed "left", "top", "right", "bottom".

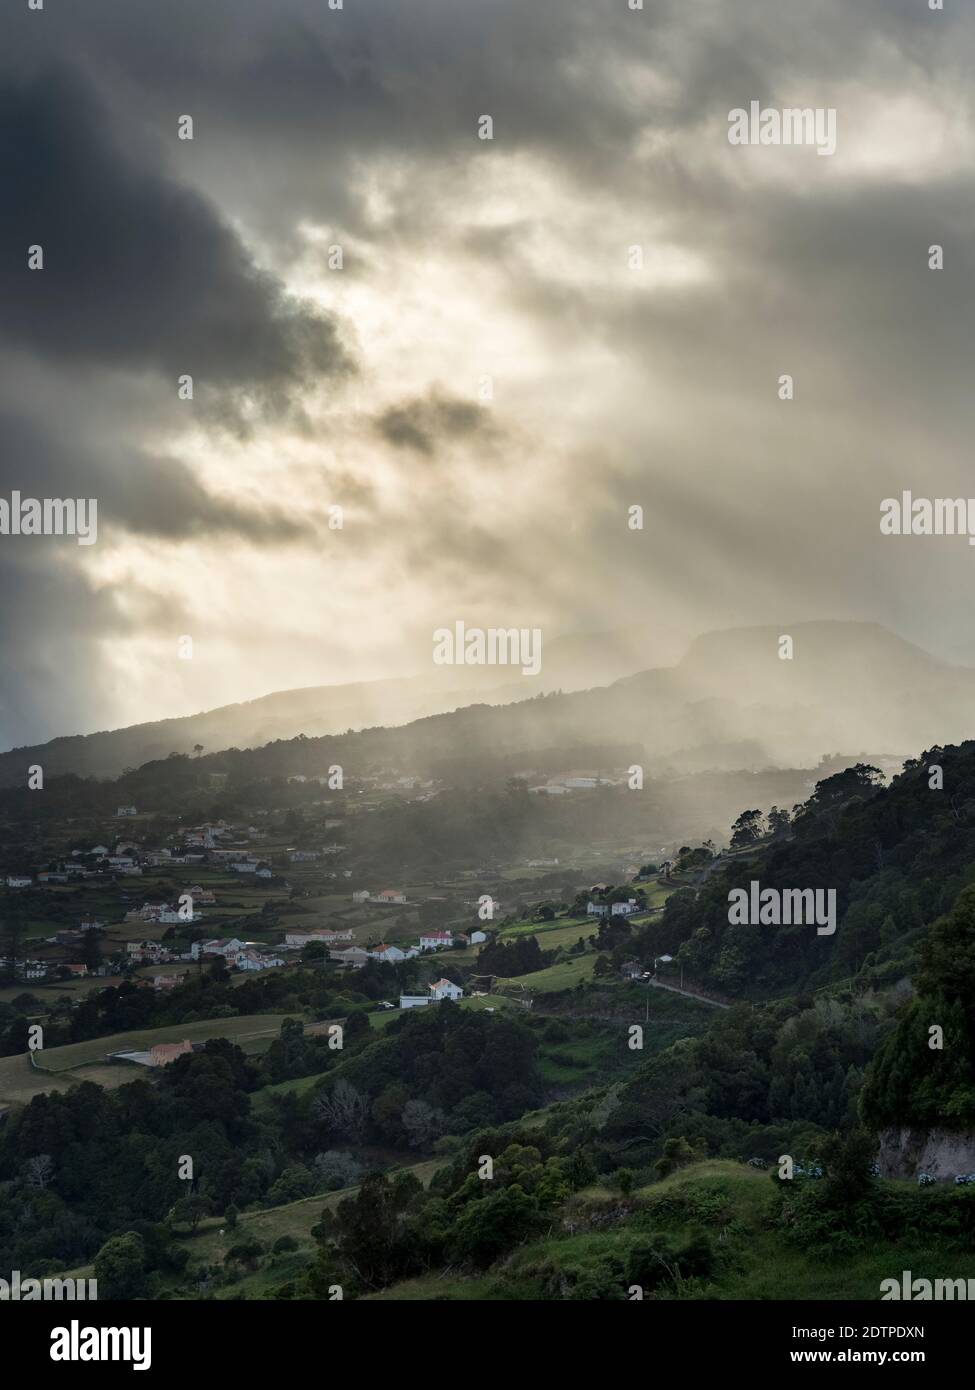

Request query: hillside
[
  {"left": 107, "top": 621, "right": 975, "bottom": 789},
  {"left": 0, "top": 623, "right": 681, "bottom": 787}
]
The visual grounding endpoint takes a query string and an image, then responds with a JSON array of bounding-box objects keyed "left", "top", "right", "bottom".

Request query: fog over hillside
[{"left": 2, "top": 619, "right": 966, "bottom": 787}]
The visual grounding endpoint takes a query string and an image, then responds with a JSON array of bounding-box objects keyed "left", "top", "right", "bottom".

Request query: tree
[
  {"left": 314, "top": 1079, "right": 370, "bottom": 1143},
  {"left": 80, "top": 929, "right": 102, "bottom": 974},
  {"left": 24, "top": 1153, "right": 55, "bottom": 1189},
  {"left": 208, "top": 956, "right": 229, "bottom": 983},
  {"left": 451, "top": 1184, "right": 540, "bottom": 1267},
  {"left": 402, "top": 1098, "right": 446, "bottom": 1149},
  {"left": 266, "top": 1165, "right": 315, "bottom": 1206},
  {"left": 94, "top": 1232, "right": 147, "bottom": 1298},
  {"left": 170, "top": 1195, "right": 212, "bottom": 1233},
  {"left": 313, "top": 1151, "right": 364, "bottom": 1191},
  {"left": 730, "top": 810, "right": 765, "bottom": 848},
  {"left": 225, "top": 1238, "right": 263, "bottom": 1270},
  {"left": 653, "top": 1137, "right": 703, "bottom": 1180},
  {"left": 343, "top": 1010, "right": 370, "bottom": 1043},
  {"left": 613, "top": 1167, "right": 637, "bottom": 1196},
  {"left": 224, "top": 1203, "right": 239, "bottom": 1231}
]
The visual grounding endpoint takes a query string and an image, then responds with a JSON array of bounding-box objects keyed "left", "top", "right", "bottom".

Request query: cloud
[
  {"left": 0, "top": 66, "right": 350, "bottom": 399},
  {"left": 375, "top": 390, "right": 493, "bottom": 456},
  {"left": 4, "top": 0, "right": 975, "bottom": 747}
]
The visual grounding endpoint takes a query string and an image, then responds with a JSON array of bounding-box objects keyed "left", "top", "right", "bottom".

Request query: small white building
[
  {"left": 419, "top": 930, "right": 454, "bottom": 951},
  {"left": 191, "top": 936, "right": 248, "bottom": 963},
  {"left": 236, "top": 950, "right": 285, "bottom": 972},
  {"left": 352, "top": 890, "right": 371, "bottom": 904},
  {"left": 330, "top": 946, "right": 370, "bottom": 969},
  {"left": 399, "top": 995, "right": 431, "bottom": 1010},
  {"left": 5, "top": 875, "right": 32, "bottom": 888},
  {"left": 375, "top": 889, "right": 407, "bottom": 905},
  {"left": 470, "top": 929, "right": 487, "bottom": 944},
  {"left": 369, "top": 943, "right": 417, "bottom": 963},
  {"left": 429, "top": 978, "right": 463, "bottom": 1001},
  {"left": 116, "top": 805, "right": 137, "bottom": 817},
  {"left": 285, "top": 928, "right": 353, "bottom": 947}
]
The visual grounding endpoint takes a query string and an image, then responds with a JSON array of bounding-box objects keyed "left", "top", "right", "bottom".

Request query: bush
[
  {"left": 613, "top": 1167, "right": 637, "bottom": 1196},
  {"left": 225, "top": 1239, "right": 264, "bottom": 1270}
]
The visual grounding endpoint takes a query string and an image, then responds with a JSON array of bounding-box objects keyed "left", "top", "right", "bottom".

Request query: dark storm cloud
[
  {"left": 0, "top": 66, "right": 349, "bottom": 392},
  {"left": 0, "top": 546, "right": 125, "bottom": 748},
  {"left": 8, "top": 0, "right": 966, "bottom": 244},
  {"left": 375, "top": 391, "right": 493, "bottom": 456}
]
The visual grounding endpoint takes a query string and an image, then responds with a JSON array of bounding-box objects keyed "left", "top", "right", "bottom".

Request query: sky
[{"left": 2, "top": 0, "right": 975, "bottom": 748}]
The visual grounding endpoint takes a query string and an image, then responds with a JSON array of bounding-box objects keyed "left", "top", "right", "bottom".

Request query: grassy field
[
  {"left": 0, "top": 1054, "right": 141, "bottom": 1105},
  {"left": 31, "top": 1013, "right": 302, "bottom": 1073},
  {"left": 499, "top": 954, "right": 597, "bottom": 995},
  {"left": 498, "top": 918, "right": 597, "bottom": 951}
]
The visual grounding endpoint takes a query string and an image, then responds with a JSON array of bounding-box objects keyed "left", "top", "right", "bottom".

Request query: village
[{"left": 0, "top": 787, "right": 678, "bottom": 1058}]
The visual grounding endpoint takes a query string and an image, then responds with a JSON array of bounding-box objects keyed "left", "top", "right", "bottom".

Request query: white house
[
  {"left": 237, "top": 950, "right": 285, "bottom": 972},
  {"left": 587, "top": 898, "right": 639, "bottom": 919},
  {"left": 470, "top": 930, "right": 487, "bottom": 944},
  {"left": 369, "top": 943, "right": 417, "bottom": 963},
  {"left": 419, "top": 930, "right": 454, "bottom": 950},
  {"left": 352, "top": 890, "right": 371, "bottom": 904},
  {"left": 330, "top": 946, "right": 370, "bottom": 969},
  {"left": 375, "top": 889, "right": 407, "bottom": 905},
  {"left": 191, "top": 936, "right": 248, "bottom": 963},
  {"left": 289, "top": 850, "right": 320, "bottom": 863},
  {"left": 127, "top": 940, "right": 169, "bottom": 962},
  {"left": 158, "top": 904, "right": 202, "bottom": 924},
  {"left": 429, "top": 978, "right": 463, "bottom": 1001}
]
